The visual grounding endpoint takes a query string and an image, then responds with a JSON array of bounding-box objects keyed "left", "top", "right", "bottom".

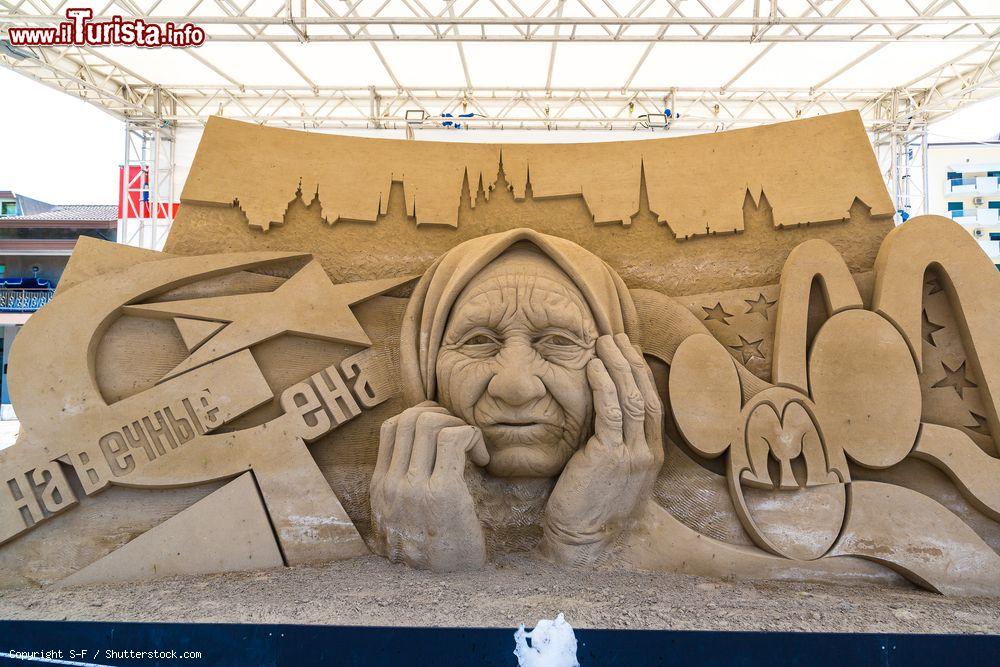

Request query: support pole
[{"left": 117, "top": 119, "right": 177, "bottom": 250}]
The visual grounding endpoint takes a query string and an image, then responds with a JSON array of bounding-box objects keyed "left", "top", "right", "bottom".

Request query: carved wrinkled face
[{"left": 436, "top": 247, "right": 599, "bottom": 478}]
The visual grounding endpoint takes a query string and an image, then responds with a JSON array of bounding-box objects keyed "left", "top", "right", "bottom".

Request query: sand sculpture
[{"left": 2, "top": 111, "right": 1000, "bottom": 597}]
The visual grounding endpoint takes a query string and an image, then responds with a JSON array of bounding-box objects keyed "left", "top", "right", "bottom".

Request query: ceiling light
[
  {"left": 0, "top": 40, "right": 33, "bottom": 61},
  {"left": 639, "top": 113, "right": 669, "bottom": 130},
  {"left": 405, "top": 109, "right": 427, "bottom": 124}
]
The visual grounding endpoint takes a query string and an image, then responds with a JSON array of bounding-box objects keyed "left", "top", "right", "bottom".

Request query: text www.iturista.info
[{"left": 7, "top": 9, "right": 206, "bottom": 48}]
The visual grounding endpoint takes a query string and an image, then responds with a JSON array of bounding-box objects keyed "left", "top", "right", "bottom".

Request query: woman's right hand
[
  {"left": 540, "top": 334, "right": 664, "bottom": 565},
  {"left": 369, "top": 402, "right": 491, "bottom": 572}
]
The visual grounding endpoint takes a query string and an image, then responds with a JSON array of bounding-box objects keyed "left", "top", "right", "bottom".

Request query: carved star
[
  {"left": 965, "top": 412, "right": 992, "bottom": 436},
  {"left": 924, "top": 276, "right": 944, "bottom": 296},
  {"left": 703, "top": 302, "right": 733, "bottom": 325},
  {"left": 125, "top": 261, "right": 414, "bottom": 380},
  {"left": 931, "top": 361, "right": 977, "bottom": 399},
  {"left": 922, "top": 310, "right": 945, "bottom": 346},
  {"left": 744, "top": 294, "right": 777, "bottom": 320},
  {"left": 729, "top": 335, "right": 765, "bottom": 364}
]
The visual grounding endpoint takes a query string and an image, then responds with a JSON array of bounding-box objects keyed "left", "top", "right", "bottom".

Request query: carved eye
[
  {"left": 466, "top": 334, "right": 496, "bottom": 346},
  {"left": 459, "top": 332, "right": 501, "bottom": 356},
  {"left": 543, "top": 334, "right": 576, "bottom": 347},
  {"left": 534, "top": 333, "right": 588, "bottom": 365}
]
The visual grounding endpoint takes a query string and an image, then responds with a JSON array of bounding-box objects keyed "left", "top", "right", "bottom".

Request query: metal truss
[
  {"left": 77, "top": 86, "right": 906, "bottom": 131},
  {"left": 2, "top": 1, "right": 998, "bottom": 131},
  {"left": 118, "top": 120, "right": 176, "bottom": 251},
  {"left": 3, "top": 1, "right": 1000, "bottom": 43},
  {"left": 873, "top": 116, "right": 930, "bottom": 221},
  {"left": 2, "top": 0, "right": 1000, "bottom": 227}
]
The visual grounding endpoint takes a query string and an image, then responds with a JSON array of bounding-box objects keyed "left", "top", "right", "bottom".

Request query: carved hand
[
  {"left": 369, "top": 402, "right": 491, "bottom": 572},
  {"left": 540, "top": 334, "right": 664, "bottom": 565}
]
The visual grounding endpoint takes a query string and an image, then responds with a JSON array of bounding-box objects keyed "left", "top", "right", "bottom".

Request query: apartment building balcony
[
  {"left": 945, "top": 176, "right": 1000, "bottom": 197},
  {"left": 0, "top": 278, "right": 55, "bottom": 326},
  {"left": 951, "top": 207, "right": 1000, "bottom": 225},
  {"left": 0, "top": 287, "right": 55, "bottom": 313}
]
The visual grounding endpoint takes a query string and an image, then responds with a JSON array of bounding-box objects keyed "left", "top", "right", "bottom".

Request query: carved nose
[{"left": 487, "top": 348, "right": 546, "bottom": 406}]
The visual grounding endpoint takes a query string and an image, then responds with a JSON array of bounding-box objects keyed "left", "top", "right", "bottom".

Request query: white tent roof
[{"left": 2, "top": 0, "right": 999, "bottom": 130}]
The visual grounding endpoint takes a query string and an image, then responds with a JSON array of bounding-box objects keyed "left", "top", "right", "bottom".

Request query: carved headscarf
[{"left": 400, "top": 228, "right": 640, "bottom": 404}]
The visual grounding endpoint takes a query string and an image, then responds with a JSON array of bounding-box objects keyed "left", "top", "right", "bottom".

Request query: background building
[
  {"left": 928, "top": 143, "right": 1000, "bottom": 262},
  {"left": 0, "top": 194, "right": 116, "bottom": 419}
]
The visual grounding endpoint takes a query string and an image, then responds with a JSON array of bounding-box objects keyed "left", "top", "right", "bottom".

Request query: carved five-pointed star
[
  {"left": 966, "top": 412, "right": 992, "bottom": 436},
  {"left": 125, "top": 261, "right": 414, "bottom": 381},
  {"left": 703, "top": 302, "right": 733, "bottom": 325},
  {"left": 744, "top": 293, "right": 777, "bottom": 320},
  {"left": 922, "top": 309, "right": 945, "bottom": 346},
  {"left": 729, "top": 335, "right": 765, "bottom": 364},
  {"left": 932, "top": 360, "right": 978, "bottom": 399},
  {"left": 924, "top": 276, "right": 945, "bottom": 296}
]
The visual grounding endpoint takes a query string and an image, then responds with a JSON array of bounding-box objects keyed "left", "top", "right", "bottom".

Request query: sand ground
[{"left": 1, "top": 554, "right": 998, "bottom": 634}]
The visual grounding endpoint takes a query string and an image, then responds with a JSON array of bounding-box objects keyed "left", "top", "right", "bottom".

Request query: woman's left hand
[{"left": 540, "top": 333, "right": 664, "bottom": 565}]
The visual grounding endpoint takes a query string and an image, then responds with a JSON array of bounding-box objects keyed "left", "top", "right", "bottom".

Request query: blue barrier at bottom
[{"left": 1, "top": 620, "right": 998, "bottom": 666}]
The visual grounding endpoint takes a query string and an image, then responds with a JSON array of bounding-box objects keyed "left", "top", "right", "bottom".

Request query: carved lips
[{"left": 480, "top": 421, "right": 564, "bottom": 449}]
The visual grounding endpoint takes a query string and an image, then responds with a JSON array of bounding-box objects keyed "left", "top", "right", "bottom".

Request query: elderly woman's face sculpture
[
  {"left": 435, "top": 247, "right": 599, "bottom": 478},
  {"left": 371, "top": 229, "right": 662, "bottom": 573}
]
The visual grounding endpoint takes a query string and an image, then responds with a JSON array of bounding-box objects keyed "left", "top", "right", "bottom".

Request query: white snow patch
[{"left": 514, "top": 613, "right": 579, "bottom": 667}]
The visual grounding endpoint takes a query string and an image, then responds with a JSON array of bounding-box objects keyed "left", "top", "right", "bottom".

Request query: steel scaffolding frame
[
  {"left": 2, "top": 1, "right": 998, "bottom": 132},
  {"left": 2, "top": 0, "right": 1000, "bottom": 232},
  {"left": 3, "top": 2, "right": 1000, "bottom": 42},
  {"left": 118, "top": 118, "right": 176, "bottom": 250}
]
